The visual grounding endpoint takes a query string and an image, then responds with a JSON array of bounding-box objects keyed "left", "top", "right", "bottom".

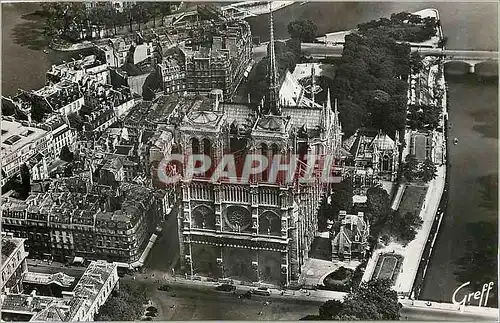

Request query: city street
[{"left": 122, "top": 277, "right": 322, "bottom": 321}]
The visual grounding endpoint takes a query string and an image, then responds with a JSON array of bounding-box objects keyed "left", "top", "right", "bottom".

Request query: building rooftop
[
  {"left": 1, "top": 235, "right": 24, "bottom": 265},
  {"left": 1, "top": 118, "right": 48, "bottom": 156},
  {"left": 23, "top": 272, "right": 76, "bottom": 288},
  {"left": 2, "top": 261, "right": 118, "bottom": 322}
]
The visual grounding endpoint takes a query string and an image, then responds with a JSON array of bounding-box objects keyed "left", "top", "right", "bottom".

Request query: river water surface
[{"left": 2, "top": 2, "right": 498, "bottom": 305}]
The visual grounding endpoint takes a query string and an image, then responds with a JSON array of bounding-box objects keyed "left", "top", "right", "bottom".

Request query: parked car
[
  {"left": 252, "top": 287, "right": 271, "bottom": 296},
  {"left": 157, "top": 284, "right": 171, "bottom": 291},
  {"left": 215, "top": 284, "right": 236, "bottom": 292}
]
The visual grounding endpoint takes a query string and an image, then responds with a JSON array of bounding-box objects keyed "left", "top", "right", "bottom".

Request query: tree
[
  {"left": 410, "top": 51, "right": 424, "bottom": 75},
  {"left": 318, "top": 279, "right": 400, "bottom": 321},
  {"left": 285, "top": 38, "right": 301, "bottom": 58},
  {"left": 342, "top": 279, "right": 400, "bottom": 320},
  {"left": 60, "top": 145, "right": 74, "bottom": 162},
  {"left": 438, "top": 36, "right": 448, "bottom": 48},
  {"left": 366, "top": 185, "right": 391, "bottom": 226},
  {"left": 287, "top": 19, "right": 318, "bottom": 43},
  {"left": 68, "top": 113, "right": 84, "bottom": 131},
  {"left": 388, "top": 210, "right": 423, "bottom": 244},
  {"left": 319, "top": 300, "right": 344, "bottom": 319},
  {"left": 132, "top": 3, "right": 151, "bottom": 31},
  {"left": 158, "top": 3, "right": 172, "bottom": 26},
  {"left": 401, "top": 154, "right": 418, "bottom": 182},
  {"left": 95, "top": 281, "right": 148, "bottom": 321},
  {"left": 329, "top": 178, "right": 354, "bottom": 218},
  {"left": 419, "top": 158, "right": 437, "bottom": 182}
]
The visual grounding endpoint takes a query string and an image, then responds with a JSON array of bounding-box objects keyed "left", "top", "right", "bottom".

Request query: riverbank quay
[
  {"left": 400, "top": 299, "right": 499, "bottom": 320},
  {"left": 49, "top": 39, "right": 95, "bottom": 52},
  {"left": 361, "top": 165, "right": 446, "bottom": 294},
  {"left": 362, "top": 18, "right": 448, "bottom": 296},
  {"left": 411, "top": 63, "right": 450, "bottom": 300}
]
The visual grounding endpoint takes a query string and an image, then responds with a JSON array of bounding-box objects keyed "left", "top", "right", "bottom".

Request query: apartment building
[
  {"left": 1, "top": 233, "right": 29, "bottom": 294},
  {"left": 1, "top": 118, "right": 53, "bottom": 187},
  {"left": 1, "top": 183, "right": 162, "bottom": 264},
  {"left": 1, "top": 260, "right": 119, "bottom": 322},
  {"left": 46, "top": 55, "right": 109, "bottom": 85}
]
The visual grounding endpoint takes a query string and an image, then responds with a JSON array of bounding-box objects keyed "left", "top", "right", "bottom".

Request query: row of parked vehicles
[{"left": 215, "top": 284, "right": 271, "bottom": 297}]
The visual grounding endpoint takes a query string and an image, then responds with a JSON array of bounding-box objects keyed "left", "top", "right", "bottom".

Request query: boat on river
[{"left": 454, "top": 138, "right": 458, "bottom": 145}]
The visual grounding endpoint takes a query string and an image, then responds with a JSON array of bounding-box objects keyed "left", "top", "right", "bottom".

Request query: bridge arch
[
  {"left": 474, "top": 61, "right": 499, "bottom": 76},
  {"left": 443, "top": 61, "right": 474, "bottom": 74}
]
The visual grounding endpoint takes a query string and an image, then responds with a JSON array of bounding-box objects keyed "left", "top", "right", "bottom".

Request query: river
[{"left": 2, "top": 2, "right": 498, "bottom": 306}]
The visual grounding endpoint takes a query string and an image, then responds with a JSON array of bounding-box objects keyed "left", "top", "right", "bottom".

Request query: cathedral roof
[
  {"left": 255, "top": 115, "right": 286, "bottom": 132},
  {"left": 369, "top": 132, "right": 396, "bottom": 151},
  {"left": 187, "top": 110, "right": 219, "bottom": 125}
]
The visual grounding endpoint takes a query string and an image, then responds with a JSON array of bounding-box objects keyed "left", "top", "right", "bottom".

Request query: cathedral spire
[
  {"left": 311, "top": 65, "right": 316, "bottom": 105},
  {"left": 265, "top": 1, "right": 280, "bottom": 115},
  {"left": 326, "top": 87, "right": 332, "bottom": 111}
]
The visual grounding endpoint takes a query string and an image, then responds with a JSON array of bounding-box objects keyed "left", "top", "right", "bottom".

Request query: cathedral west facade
[{"left": 155, "top": 8, "right": 344, "bottom": 286}]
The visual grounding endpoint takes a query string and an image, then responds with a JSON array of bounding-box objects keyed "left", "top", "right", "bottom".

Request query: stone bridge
[
  {"left": 301, "top": 42, "right": 498, "bottom": 74},
  {"left": 416, "top": 48, "right": 498, "bottom": 73}
]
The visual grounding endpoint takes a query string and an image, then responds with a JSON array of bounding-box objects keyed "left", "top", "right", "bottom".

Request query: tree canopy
[
  {"left": 67, "top": 112, "right": 84, "bottom": 132},
  {"left": 287, "top": 19, "right": 318, "bottom": 43},
  {"left": 329, "top": 178, "right": 354, "bottom": 218},
  {"left": 401, "top": 154, "right": 419, "bottom": 182},
  {"left": 41, "top": 2, "right": 178, "bottom": 42},
  {"left": 358, "top": 12, "right": 439, "bottom": 43},
  {"left": 419, "top": 158, "right": 437, "bottom": 182},
  {"left": 316, "top": 279, "right": 400, "bottom": 320},
  {"left": 60, "top": 145, "right": 74, "bottom": 163},
  {"left": 95, "top": 281, "right": 149, "bottom": 321},
  {"left": 366, "top": 184, "right": 391, "bottom": 226},
  {"left": 386, "top": 210, "right": 423, "bottom": 245},
  {"left": 332, "top": 33, "right": 410, "bottom": 136},
  {"left": 407, "top": 104, "right": 442, "bottom": 131}
]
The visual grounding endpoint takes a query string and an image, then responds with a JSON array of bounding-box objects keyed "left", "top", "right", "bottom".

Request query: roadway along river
[{"left": 2, "top": 2, "right": 498, "bottom": 307}]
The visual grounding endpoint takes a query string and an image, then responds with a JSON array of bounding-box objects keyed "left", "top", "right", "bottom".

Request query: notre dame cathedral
[{"left": 161, "top": 8, "right": 344, "bottom": 287}]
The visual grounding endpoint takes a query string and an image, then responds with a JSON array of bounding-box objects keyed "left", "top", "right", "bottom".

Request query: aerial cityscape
[{"left": 1, "top": 1, "right": 498, "bottom": 321}]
